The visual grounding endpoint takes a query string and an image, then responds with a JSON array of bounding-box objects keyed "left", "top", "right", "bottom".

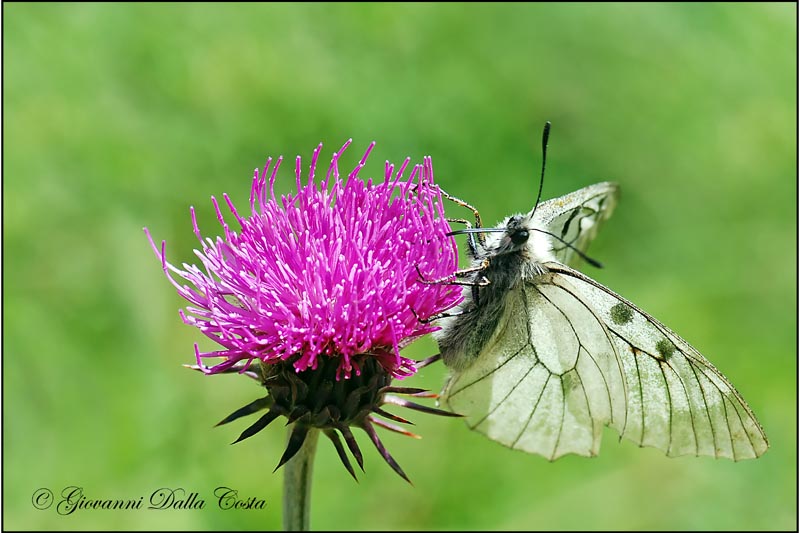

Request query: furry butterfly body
[{"left": 435, "top": 169, "right": 768, "bottom": 461}]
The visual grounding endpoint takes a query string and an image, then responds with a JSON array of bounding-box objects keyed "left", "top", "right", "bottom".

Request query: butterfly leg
[
  {"left": 440, "top": 189, "right": 485, "bottom": 246},
  {"left": 415, "top": 353, "right": 441, "bottom": 369},
  {"left": 447, "top": 217, "right": 478, "bottom": 256},
  {"left": 415, "top": 260, "right": 490, "bottom": 286},
  {"left": 411, "top": 306, "right": 477, "bottom": 324},
  {"left": 441, "top": 191, "right": 483, "bottom": 229},
  {"left": 416, "top": 257, "right": 494, "bottom": 308}
]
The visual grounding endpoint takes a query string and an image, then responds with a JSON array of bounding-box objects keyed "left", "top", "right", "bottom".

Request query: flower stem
[{"left": 283, "top": 427, "right": 319, "bottom": 531}]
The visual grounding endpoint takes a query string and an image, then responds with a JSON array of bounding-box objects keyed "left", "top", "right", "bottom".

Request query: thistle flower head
[{"left": 145, "top": 140, "right": 463, "bottom": 480}]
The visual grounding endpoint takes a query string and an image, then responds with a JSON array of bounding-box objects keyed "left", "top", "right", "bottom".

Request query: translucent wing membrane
[
  {"left": 546, "top": 264, "right": 768, "bottom": 459},
  {"left": 442, "top": 263, "right": 768, "bottom": 460},
  {"left": 533, "top": 182, "right": 619, "bottom": 267}
]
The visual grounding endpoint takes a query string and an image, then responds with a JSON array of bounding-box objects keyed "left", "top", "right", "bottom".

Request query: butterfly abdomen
[{"left": 437, "top": 252, "right": 528, "bottom": 371}]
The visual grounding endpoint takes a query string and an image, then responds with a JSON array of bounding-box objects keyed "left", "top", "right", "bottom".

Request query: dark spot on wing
[
  {"left": 655, "top": 339, "right": 676, "bottom": 361},
  {"left": 610, "top": 302, "right": 633, "bottom": 325}
]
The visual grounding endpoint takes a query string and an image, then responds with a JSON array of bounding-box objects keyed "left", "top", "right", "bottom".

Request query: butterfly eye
[{"left": 510, "top": 229, "right": 529, "bottom": 245}]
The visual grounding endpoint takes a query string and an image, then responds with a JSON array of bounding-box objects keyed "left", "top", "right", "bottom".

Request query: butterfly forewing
[{"left": 535, "top": 182, "right": 619, "bottom": 267}]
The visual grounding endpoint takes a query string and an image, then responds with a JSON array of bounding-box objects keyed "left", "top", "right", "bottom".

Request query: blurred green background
[{"left": 4, "top": 2, "right": 796, "bottom": 530}]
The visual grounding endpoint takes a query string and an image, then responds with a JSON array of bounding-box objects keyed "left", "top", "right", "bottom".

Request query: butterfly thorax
[{"left": 435, "top": 213, "right": 552, "bottom": 371}]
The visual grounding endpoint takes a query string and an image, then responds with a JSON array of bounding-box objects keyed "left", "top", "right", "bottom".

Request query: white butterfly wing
[
  {"left": 441, "top": 270, "right": 624, "bottom": 459},
  {"left": 441, "top": 263, "right": 768, "bottom": 460},
  {"left": 535, "top": 181, "right": 619, "bottom": 267},
  {"left": 546, "top": 264, "right": 768, "bottom": 459}
]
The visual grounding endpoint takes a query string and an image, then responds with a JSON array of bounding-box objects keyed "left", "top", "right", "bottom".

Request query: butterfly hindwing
[
  {"left": 442, "top": 271, "right": 627, "bottom": 460},
  {"left": 545, "top": 263, "right": 768, "bottom": 460},
  {"left": 442, "top": 261, "right": 768, "bottom": 460}
]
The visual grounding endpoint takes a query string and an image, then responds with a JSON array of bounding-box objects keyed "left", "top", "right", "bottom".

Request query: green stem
[{"left": 282, "top": 428, "right": 320, "bottom": 531}]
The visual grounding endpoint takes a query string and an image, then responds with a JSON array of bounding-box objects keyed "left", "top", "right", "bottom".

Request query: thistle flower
[{"left": 144, "top": 140, "right": 462, "bottom": 482}]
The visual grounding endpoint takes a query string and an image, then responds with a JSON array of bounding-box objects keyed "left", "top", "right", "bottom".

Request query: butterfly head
[{"left": 481, "top": 213, "right": 554, "bottom": 263}]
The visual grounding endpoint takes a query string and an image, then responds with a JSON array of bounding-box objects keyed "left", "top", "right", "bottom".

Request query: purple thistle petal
[{"left": 145, "top": 141, "right": 462, "bottom": 381}]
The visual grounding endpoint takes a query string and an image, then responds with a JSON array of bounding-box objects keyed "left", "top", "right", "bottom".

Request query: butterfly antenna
[
  {"left": 529, "top": 121, "right": 551, "bottom": 220},
  {"left": 446, "top": 227, "right": 505, "bottom": 237},
  {"left": 532, "top": 228, "right": 603, "bottom": 268}
]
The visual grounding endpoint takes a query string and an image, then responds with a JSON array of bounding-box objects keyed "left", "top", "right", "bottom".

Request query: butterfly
[{"left": 430, "top": 123, "right": 768, "bottom": 461}]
